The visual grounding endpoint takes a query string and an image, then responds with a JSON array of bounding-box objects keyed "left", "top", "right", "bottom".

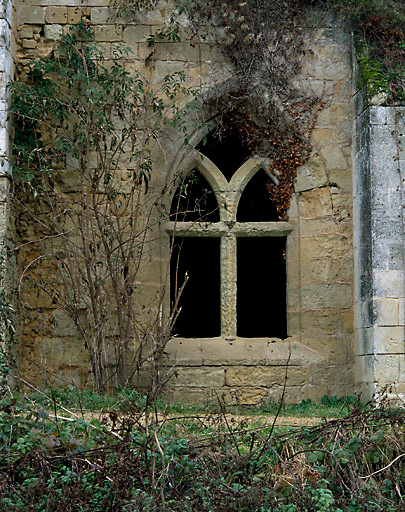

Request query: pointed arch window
[{"left": 166, "top": 132, "right": 293, "bottom": 339}]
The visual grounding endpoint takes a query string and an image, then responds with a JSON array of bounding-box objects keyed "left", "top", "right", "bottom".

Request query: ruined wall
[
  {"left": 354, "top": 101, "right": 405, "bottom": 402},
  {"left": 13, "top": 1, "right": 359, "bottom": 403},
  {"left": 0, "top": 0, "right": 14, "bottom": 243},
  {"left": 0, "top": 0, "right": 16, "bottom": 365},
  {"left": 0, "top": 0, "right": 13, "bottom": 215},
  {"left": 162, "top": 19, "right": 355, "bottom": 404}
]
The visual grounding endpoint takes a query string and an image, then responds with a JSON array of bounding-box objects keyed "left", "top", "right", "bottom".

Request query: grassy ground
[{"left": 26, "top": 385, "right": 357, "bottom": 419}]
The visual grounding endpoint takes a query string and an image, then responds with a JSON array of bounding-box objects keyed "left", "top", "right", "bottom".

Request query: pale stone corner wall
[
  {"left": 0, "top": 0, "right": 16, "bottom": 364},
  {"left": 353, "top": 81, "right": 405, "bottom": 401},
  {"left": 0, "top": 0, "right": 13, "bottom": 232}
]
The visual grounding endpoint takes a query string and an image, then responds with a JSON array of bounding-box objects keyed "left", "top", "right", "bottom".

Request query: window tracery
[{"left": 167, "top": 142, "right": 292, "bottom": 339}]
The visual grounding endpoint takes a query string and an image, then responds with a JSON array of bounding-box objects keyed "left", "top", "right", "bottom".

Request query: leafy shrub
[{"left": 1, "top": 390, "right": 403, "bottom": 511}]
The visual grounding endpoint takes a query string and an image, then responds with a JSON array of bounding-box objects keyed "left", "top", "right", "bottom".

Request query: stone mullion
[{"left": 221, "top": 233, "right": 237, "bottom": 338}]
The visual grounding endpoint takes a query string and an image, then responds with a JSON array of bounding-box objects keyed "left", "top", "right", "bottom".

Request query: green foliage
[
  {"left": 10, "top": 22, "right": 199, "bottom": 393},
  {"left": 10, "top": 21, "right": 197, "bottom": 194},
  {"left": 147, "top": 19, "right": 181, "bottom": 46},
  {"left": 28, "top": 385, "right": 160, "bottom": 412},
  {"left": 311, "top": 482, "right": 342, "bottom": 512},
  {"left": 11, "top": 23, "right": 142, "bottom": 193},
  {"left": 258, "top": 395, "right": 359, "bottom": 418},
  {"left": 326, "top": 0, "right": 404, "bottom": 103},
  {"left": 0, "top": 390, "right": 403, "bottom": 511},
  {"left": 0, "top": 244, "right": 15, "bottom": 394}
]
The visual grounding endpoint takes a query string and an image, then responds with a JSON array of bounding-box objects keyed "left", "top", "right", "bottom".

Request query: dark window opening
[
  {"left": 170, "top": 237, "right": 221, "bottom": 338},
  {"left": 237, "top": 237, "right": 287, "bottom": 338},
  {"left": 170, "top": 169, "right": 220, "bottom": 222},
  {"left": 196, "top": 128, "right": 252, "bottom": 181},
  {"left": 237, "top": 169, "right": 279, "bottom": 222}
]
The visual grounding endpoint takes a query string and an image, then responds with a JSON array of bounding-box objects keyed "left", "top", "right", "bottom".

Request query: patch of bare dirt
[{"left": 49, "top": 410, "right": 327, "bottom": 428}]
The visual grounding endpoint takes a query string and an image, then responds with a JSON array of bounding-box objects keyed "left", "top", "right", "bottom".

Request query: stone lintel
[{"left": 165, "top": 221, "right": 294, "bottom": 237}]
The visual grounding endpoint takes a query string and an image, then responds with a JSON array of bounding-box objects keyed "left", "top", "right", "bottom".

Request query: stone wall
[
  {"left": 0, "top": 0, "right": 14, "bottom": 238},
  {"left": 10, "top": 1, "right": 400, "bottom": 404},
  {"left": 0, "top": 0, "right": 15, "bottom": 363},
  {"left": 354, "top": 100, "right": 405, "bottom": 402},
  {"left": 154, "top": 13, "right": 357, "bottom": 404}
]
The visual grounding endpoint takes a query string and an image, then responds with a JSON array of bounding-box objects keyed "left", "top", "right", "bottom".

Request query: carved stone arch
[
  {"left": 228, "top": 158, "right": 266, "bottom": 219},
  {"left": 158, "top": 75, "right": 249, "bottom": 196},
  {"left": 156, "top": 111, "right": 219, "bottom": 215}
]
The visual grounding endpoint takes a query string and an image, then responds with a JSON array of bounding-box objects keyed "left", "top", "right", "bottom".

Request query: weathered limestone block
[
  {"left": 373, "top": 354, "right": 400, "bottom": 383},
  {"left": 154, "top": 60, "right": 186, "bottom": 82},
  {"left": 301, "top": 385, "right": 329, "bottom": 402},
  {"left": 17, "top": 25, "right": 33, "bottom": 38},
  {"left": 150, "top": 42, "right": 200, "bottom": 62},
  {"left": 22, "top": 6, "right": 45, "bottom": 24},
  {"left": 373, "top": 327, "right": 405, "bottom": 354},
  {"left": 172, "top": 367, "right": 225, "bottom": 387},
  {"left": 313, "top": 364, "right": 355, "bottom": 386},
  {"left": 226, "top": 366, "right": 309, "bottom": 387},
  {"left": 94, "top": 25, "right": 122, "bottom": 42},
  {"left": 163, "top": 339, "right": 204, "bottom": 366},
  {"left": 299, "top": 218, "right": 346, "bottom": 236},
  {"left": 301, "top": 283, "right": 352, "bottom": 310},
  {"left": 44, "top": 24, "right": 62, "bottom": 40},
  {"left": 399, "top": 299, "right": 405, "bottom": 326},
  {"left": 300, "top": 235, "right": 349, "bottom": 261},
  {"left": 90, "top": 7, "right": 112, "bottom": 25},
  {"left": 312, "top": 128, "right": 334, "bottom": 146},
  {"left": 300, "top": 258, "right": 341, "bottom": 284},
  {"left": 334, "top": 121, "right": 352, "bottom": 144},
  {"left": 302, "top": 53, "right": 350, "bottom": 81},
  {"left": 46, "top": 7, "right": 67, "bottom": 24},
  {"left": 295, "top": 157, "right": 328, "bottom": 192},
  {"left": 298, "top": 187, "right": 333, "bottom": 218},
  {"left": 161, "top": 387, "right": 214, "bottom": 404},
  {"left": 68, "top": 7, "right": 90, "bottom": 24},
  {"left": 328, "top": 170, "right": 352, "bottom": 193},
  {"left": 40, "top": 337, "right": 89, "bottom": 368},
  {"left": 320, "top": 146, "right": 347, "bottom": 170},
  {"left": 123, "top": 24, "right": 151, "bottom": 43},
  {"left": 233, "top": 388, "right": 268, "bottom": 406},
  {"left": 373, "top": 270, "right": 404, "bottom": 298},
  {"left": 340, "top": 309, "right": 354, "bottom": 334},
  {"left": 22, "top": 38, "right": 36, "bottom": 48},
  {"left": 300, "top": 309, "right": 340, "bottom": 335},
  {"left": 372, "top": 298, "right": 400, "bottom": 326},
  {"left": 307, "top": 337, "right": 349, "bottom": 364}
]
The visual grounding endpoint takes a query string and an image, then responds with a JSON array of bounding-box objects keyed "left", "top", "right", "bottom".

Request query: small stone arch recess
[{"left": 166, "top": 129, "right": 293, "bottom": 339}]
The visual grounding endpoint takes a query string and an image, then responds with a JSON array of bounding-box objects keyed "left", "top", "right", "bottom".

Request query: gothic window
[{"left": 167, "top": 130, "right": 293, "bottom": 339}]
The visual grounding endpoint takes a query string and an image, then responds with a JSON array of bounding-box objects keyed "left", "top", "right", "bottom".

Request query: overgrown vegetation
[
  {"left": 9, "top": 23, "right": 198, "bottom": 393},
  {"left": 190, "top": 0, "right": 403, "bottom": 215},
  {"left": 112, "top": 0, "right": 404, "bottom": 219},
  {"left": 5, "top": 17, "right": 404, "bottom": 512},
  {"left": 0, "top": 243, "right": 15, "bottom": 394},
  {"left": 18, "top": 385, "right": 359, "bottom": 418},
  {"left": 0, "top": 389, "right": 403, "bottom": 511},
  {"left": 329, "top": 0, "right": 404, "bottom": 103}
]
